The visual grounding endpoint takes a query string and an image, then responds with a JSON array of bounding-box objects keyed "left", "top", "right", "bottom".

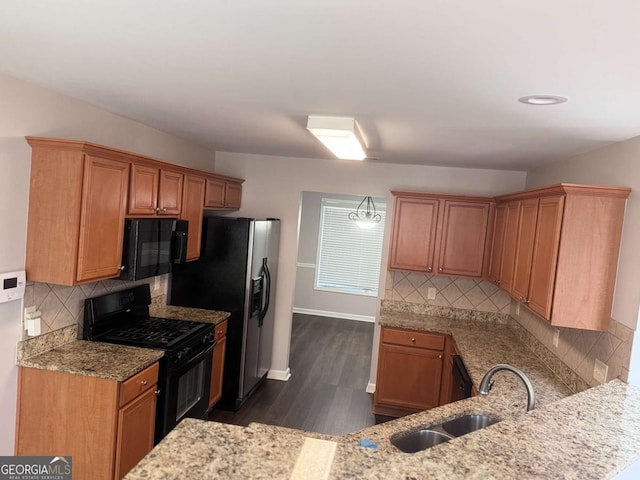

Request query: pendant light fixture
[{"left": 349, "top": 196, "right": 381, "bottom": 229}]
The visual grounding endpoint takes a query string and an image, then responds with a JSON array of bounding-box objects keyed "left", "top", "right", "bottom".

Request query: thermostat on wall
[{"left": 0, "top": 270, "right": 26, "bottom": 304}]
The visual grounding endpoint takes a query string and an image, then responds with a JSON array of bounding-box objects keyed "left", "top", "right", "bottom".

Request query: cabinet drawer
[
  {"left": 120, "top": 362, "right": 159, "bottom": 406},
  {"left": 214, "top": 320, "right": 228, "bottom": 341},
  {"left": 382, "top": 328, "right": 445, "bottom": 351}
]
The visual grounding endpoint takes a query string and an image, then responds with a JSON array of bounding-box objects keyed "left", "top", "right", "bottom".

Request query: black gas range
[{"left": 83, "top": 284, "right": 215, "bottom": 444}]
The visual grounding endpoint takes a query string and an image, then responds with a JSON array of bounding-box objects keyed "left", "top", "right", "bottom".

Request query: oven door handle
[{"left": 169, "top": 343, "right": 215, "bottom": 374}]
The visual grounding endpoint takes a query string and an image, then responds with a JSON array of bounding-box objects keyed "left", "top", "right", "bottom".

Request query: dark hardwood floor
[{"left": 209, "top": 313, "right": 382, "bottom": 435}]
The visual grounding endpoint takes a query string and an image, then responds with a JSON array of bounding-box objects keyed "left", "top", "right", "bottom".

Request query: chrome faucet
[{"left": 478, "top": 364, "right": 536, "bottom": 411}]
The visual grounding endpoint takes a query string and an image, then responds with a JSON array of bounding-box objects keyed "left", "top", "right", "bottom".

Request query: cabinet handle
[
  {"left": 155, "top": 389, "right": 161, "bottom": 395},
  {"left": 411, "top": 337, "right": 416, "bottom": 343},
  {"left": 438, "top": 354, "right": 443, "bottom": 359},
  {"left": 523, "top": 298, "right": 529, "bottom": 305},
  {"left": 162, "top": 208, "right": 167, "bottom": 213},
  {"left": 438, "top": 267, "right": 443, "bottom": 273},
  {"left": 495, "top": 280, "right": 501, "bottom": 285},
  {"left": 120, "top": 265, "right": 125, "bottom": 271},
  {"left": 155, "top": 207, "right": 161, "bottom": 213},
  {"left": 140, "top": 380, "right": 148, "bottom": 386},
  {"left": 427, "top": 266, "right": 432, "bottom": 272}
]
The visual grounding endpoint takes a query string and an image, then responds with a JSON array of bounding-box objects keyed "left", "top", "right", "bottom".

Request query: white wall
[
  {"left": 294, "top": 191, "right": 385, "bottom": 321},
  {"left": 526, "top": 134, "right": 640, "bottom": 384},
  {"left": 214, "top": 151, "right": 527, "bottom": 381},
  {"left": 0, "top": 73, "right": 216, "bottom": 454}
]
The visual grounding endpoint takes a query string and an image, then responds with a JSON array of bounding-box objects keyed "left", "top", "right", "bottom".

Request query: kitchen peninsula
[{"left": 124, "top": 308, "right": 640, "bottom": 479}]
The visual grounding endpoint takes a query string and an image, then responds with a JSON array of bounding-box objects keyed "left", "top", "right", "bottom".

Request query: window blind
[{"left": 315, "top": 199, "right": 386, "bottom": 296}]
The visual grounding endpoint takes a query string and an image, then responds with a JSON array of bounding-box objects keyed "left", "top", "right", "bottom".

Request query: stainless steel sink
[
  {"left": 390, "top": 413, "right": 501, "bottom": 453},
  {"left": 391, "top": 429, "right": 454, "bottom": 453},
  {"left": 441, "top": 414, "right": 500, "bottom": 437}
]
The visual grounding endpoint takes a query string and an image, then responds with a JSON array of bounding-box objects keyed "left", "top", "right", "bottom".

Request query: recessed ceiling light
[{"left": 518, "top": 95, "right": 568, "bottom": 106}]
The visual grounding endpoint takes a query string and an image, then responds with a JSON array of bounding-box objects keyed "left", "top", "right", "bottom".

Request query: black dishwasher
[{"left": 451, "top": 355, "right": 473, "bottom": 402}]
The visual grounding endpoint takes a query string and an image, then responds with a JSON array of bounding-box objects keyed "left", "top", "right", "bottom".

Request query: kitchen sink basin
[
  {"left": 390, "top": 413, "right": 501, "bottom": 453},
  {"left": 440, "top": 414, "right": 500, "bottom": 437},
  {"left": 391, "top": 429, "right": 454, "bottom": 453}
]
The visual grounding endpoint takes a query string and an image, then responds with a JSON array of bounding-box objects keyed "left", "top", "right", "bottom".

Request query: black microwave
[{"left": 119, "top": 218, "right": 188, "bottom": 281}]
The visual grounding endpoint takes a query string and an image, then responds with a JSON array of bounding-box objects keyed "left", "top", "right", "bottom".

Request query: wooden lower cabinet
[
  {"left": 209, "top": 319, "right": 228, "bottom": 409},
  {"left": 16, "top": 363, "right": 159, "bottom": 480},
  {"left": 373, "top": 327, "right": 444, "bottom": 416}
]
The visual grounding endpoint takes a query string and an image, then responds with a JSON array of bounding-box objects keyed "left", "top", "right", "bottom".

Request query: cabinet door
[
  {"left": 76, "top": 155, "right": 129, "bottom": 283},
  {"left": 389, "top": 197, "right": 439, "bottom": 272},
  {"left": 527, "top": 196, "right": 564, "bottom": 319},
  {"left": 436, "top": 200, "right": 490, "bottom": 277},
  {"left": 511, "top": 198, "right": 540, "bottom": 302},
  {"left": 488, "top": 203, "right": 507, "bottom": 283},
  {"left": 209, "top": 335, "right": 227, "bottom": 409},
  {"left": 128, "top": 164, "right": 159, "bottom": 215},
  {"left": 225, "top": 182, "right": 242, "bottom": 209},
  {"left": 115, "top": 386, "right": 157, "bottom": 480},
  {"left": 205, "top": 178, "right": 226, "bottom": 208},
  {"left": 180, "top": 175, "right": 206, "bottom": 261},
  {"left": 158, "top": 170, "right": 183, "bottom": 215},
  {"left": 500, "top": 201, "right": 521, "bottom": 295},
  {"left": 375, "top": 343, "right": 443, "bottom": 411}
]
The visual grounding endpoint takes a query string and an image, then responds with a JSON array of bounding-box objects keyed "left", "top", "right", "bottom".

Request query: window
[{"left": 315, "top": 198, "right": 386, "bottom": 296}]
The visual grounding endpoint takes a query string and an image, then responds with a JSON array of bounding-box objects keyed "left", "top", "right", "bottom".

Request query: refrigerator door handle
[{"left": 258, "top": 258, "right": 271, "bottom": 327}]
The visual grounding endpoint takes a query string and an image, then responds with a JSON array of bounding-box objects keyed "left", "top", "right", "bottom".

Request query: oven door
[{"left": 155, "top": 343, "right": 214, "bottom": 444}]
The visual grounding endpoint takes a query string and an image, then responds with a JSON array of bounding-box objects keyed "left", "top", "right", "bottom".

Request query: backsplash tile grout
[
  {"left": 22, "top": 274, "right": 168, "bottom": 340},
  {"left": 384, "top": 270, "right": 635, "bottom": 392}
]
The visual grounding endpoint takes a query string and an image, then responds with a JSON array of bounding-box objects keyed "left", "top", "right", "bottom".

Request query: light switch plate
[
  {"left": 427, "top": 287, "right": 436, "bottom": 300},
  {"left": 594, "top": 359, "right": 608, "bottom": 384}
]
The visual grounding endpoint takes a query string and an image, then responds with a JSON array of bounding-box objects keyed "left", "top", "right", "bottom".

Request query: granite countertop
[
  {"left": 150, "top": 302, "right": 230, "bottom": 326},
  {"left": 17, "top": 340, "right": 164, "bottom": 381},
  {"left": 123, "top": 311, "right": 640, "bottom": 479},
  {"left": 126, "top": 381, "right": 640, "bottom": 479}
]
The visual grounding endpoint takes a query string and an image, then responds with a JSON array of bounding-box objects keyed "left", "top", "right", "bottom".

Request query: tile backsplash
[
  {"left": 510, "top": 299, "right": 633, "bottom": 387},
  {"left": 384, "top": 270, "right": 511, "bottom": 315},
  {"left": 22, "top": 274, "right": 168, "bottom": 339},
  {"left": 384, "top": 269, "right": 635, "bottom": 391}
]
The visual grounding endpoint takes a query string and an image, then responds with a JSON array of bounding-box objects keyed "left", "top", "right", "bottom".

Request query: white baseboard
[
  {"left": 267, "top": 368, "right": 291, "bottom": 381},
  {"left": 293, "top": 307, "right": 375, "bottom": 323},
  {"left": 366, "top": 382, "right": 376, "bottom": 394}
]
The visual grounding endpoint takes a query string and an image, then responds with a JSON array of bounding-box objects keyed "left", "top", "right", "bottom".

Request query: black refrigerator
[{"left": 169, "top": 216, "right": 280, "bottom": 411}]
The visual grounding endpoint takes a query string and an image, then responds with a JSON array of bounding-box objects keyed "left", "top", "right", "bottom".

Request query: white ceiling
[{"left": 2, "top": 1, "right": 640, "bottom": 170}]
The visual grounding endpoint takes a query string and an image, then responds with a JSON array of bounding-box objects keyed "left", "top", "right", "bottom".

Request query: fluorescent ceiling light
[
  {"left": 306, "top": 116, "right": 367, "bottom": 160},
  {"left": 518, "top": 95, "right": 568, "bottom": 106}
]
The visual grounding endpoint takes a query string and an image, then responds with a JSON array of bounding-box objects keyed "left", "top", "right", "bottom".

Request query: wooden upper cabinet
[
  {"left": 389, "top": 196, "right": 440, "bottom": 272},
  {"left": 488, "top": 203, "right": 507, "bottom": 283},
  {"left": 25, "top": 137, "right": 244, "bottom": 286},
  {"left": 510, "top": 198, "right": 539, "bottom": 301},
  {"left": 498, "top": 201, "right": 521, "bottom": 294},
  {"left": 437, "top": 200, "right": 490, "bottom": 277},
  {"left": 204, "top": 177, "right": 225, "bottom": 208},
  {"left": 128, "top": 164, "right": 159, "bottom": 215},
  {"left": 25, "top": 138, "right": 131, "bottom": 286},
  {"left": 204, "top": 177, "right": 243, "bottom": 210},
  {"left": 527, "top": 196, "right": 564, "bottom": 318},
  {"left": 495, "top": 184, "right": 630, "bottom": 331},
  {"left": 180, "top": 175, "right": 206, "bottom": 261},
  {"left": 76, "top": 156, "right": 130, "bottom": 283},
  {"left": 225, "top": 182, "right": 242, "bottom": 209},
  {"left": 389, "top": 192, "right": 492, "bottom": 278},
  {"left": 128, "top": 164, "right": 183, "bottom": 216}
]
